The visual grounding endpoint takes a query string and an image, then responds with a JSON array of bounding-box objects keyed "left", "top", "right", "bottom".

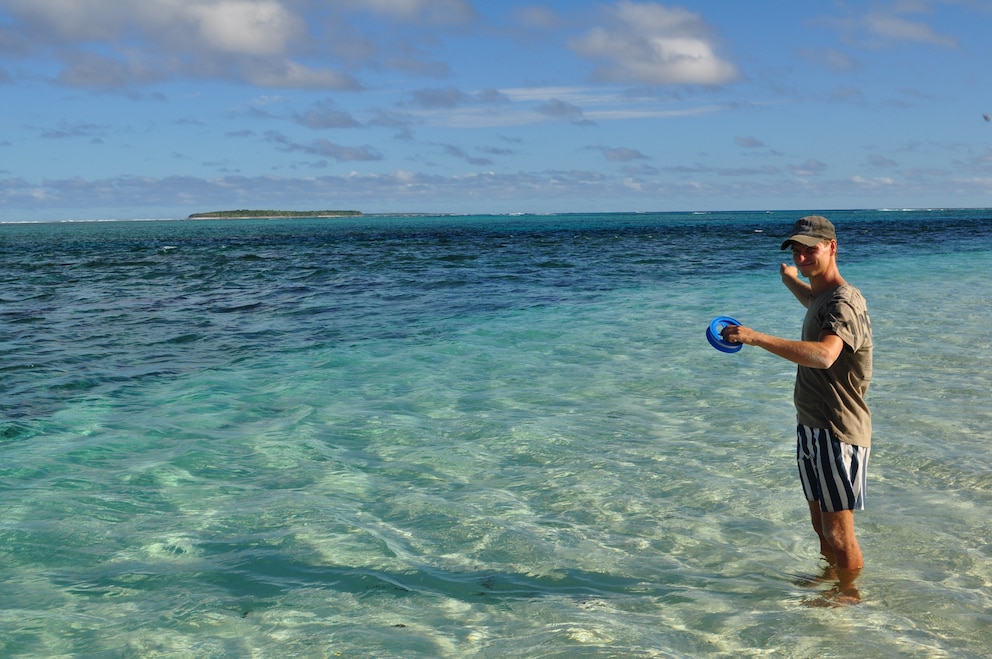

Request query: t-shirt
[{"left": 794, "top": 284, "right": 873, "bottom": 447}]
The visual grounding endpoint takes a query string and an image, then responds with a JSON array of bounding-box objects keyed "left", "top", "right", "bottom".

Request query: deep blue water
[{"left": 1, "top": 210, "right": 991, "bottom": 657}]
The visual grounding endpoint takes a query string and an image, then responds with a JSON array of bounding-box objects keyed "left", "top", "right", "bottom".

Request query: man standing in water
[{"left": 721, "top": 216, "right": 872, "bottom": 603}]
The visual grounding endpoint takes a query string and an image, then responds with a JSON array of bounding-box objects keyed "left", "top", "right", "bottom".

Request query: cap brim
[{"left": 780, "top": 234, "right": 824, "bottom": 250}]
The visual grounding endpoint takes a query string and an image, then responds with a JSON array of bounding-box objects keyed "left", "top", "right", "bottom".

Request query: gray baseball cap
[{"left": 781, "top": 215, "right": 836, "bottom": 249}]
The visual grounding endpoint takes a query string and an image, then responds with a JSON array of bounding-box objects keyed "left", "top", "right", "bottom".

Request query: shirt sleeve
[{"left": 821, "top": 292, "right": 869, "bottom": 353}]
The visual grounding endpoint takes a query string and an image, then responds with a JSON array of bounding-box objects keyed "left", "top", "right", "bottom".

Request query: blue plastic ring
[{"left": 706, "top": 316, "right": 743, "bottom": 353}]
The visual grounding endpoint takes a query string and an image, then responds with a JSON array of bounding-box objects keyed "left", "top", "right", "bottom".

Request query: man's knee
[{"left": 820, "top": 510, "right": 857, "bottom": 547}]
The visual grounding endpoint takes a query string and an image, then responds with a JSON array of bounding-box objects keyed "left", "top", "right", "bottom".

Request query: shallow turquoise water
[{"left": 1, "top": 211, "right": 990, "bottom": 656}]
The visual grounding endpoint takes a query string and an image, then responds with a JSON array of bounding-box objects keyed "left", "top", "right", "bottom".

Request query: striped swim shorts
[{"left": 796, "top": 424, "right": 870, "bottom": 512}]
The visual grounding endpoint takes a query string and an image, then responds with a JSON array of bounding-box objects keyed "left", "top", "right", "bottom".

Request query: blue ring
[{"left": 707, "top": 316, "right": 743, "bottom": 353}]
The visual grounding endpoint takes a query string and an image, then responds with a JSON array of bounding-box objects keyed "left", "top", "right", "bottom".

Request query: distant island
[{"left": 188, "top": 209, "right": 362, "bottom": 219}]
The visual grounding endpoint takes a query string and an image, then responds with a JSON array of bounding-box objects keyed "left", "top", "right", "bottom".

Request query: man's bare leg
[
  {"left": 819, "top": 508, "right": 863, "bottom": 569},
  {"left": 804, "top": 502, "right": 862, "bottom": 605},
  {"left": 807, "top": 500, "right": 835, "bottom": 563}
]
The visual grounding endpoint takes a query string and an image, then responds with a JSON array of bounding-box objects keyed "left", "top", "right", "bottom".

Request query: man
[{"left": 721, "top": 215, "right": 872, "bottom": 599}]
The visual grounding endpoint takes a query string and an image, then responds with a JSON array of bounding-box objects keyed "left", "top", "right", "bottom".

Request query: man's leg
[
  {"left": 807, "top": 500, "right": 834, "bottom": 563},
  {"left": 806, "top": 504, "right": 863, "bottom": 605},
  {"left": 819, "top": 509, "right": 862, "bottom": 569},
  {"left": 798, "top": 426, "right": 867, "bottom": 569}
]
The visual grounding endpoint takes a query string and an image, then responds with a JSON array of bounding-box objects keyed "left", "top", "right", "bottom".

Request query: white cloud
[
  {"left": 569, "top": 1, "right": 739, "bottom": 85},
  {"left": 395, "top": 83, "right": 731, "bottom": 130},
  {"left": 0, "top": 0, "right": 397, "bottom": 89},
  {"left": 188, "top": 1, "right": 302, "bottom": 56},
  {"left": 4, "top": 0, "right": 302, "bottom": 50},
  {"left": 498, "top": 86, "right": 594, "bottom": 103},
  {"left": 242, "top": 60, "right": 360, "bottom": 89},
  {"left": 852, "top": 175, "right": 895, "bottom": 187},
  {"left": 864, "top": 12, "right": 957, "bottom": 47},
  {"left": 821, "top": 2, "right": 959, "bottom": 48}
]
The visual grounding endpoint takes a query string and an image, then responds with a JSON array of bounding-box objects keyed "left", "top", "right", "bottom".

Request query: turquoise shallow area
[{"left": 1, "top": 210, "right": 991, "bottom": 657}]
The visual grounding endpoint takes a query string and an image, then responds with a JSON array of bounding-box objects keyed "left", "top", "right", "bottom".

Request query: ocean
[{"left": 1, "top": 209, "right": 990, "bottom": 657}]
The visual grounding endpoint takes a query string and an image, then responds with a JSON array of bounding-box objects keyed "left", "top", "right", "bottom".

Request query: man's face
[{"left": 791, "top": 240, "right": 834, "bottom": 277}]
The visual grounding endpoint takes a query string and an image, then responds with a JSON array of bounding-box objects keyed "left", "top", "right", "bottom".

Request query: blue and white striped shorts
[{"left": 796, "top": 425, "right": 869, "bottom": 512}]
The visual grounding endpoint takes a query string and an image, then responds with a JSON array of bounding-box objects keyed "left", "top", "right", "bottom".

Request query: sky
[{"left": 1, "top": 0, "right": 991, "bottom": 220}]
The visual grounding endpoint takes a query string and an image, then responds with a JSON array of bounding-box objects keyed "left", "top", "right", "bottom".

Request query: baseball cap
[{"left": 781, "top": 215, "right": 836, "bottom": 250}]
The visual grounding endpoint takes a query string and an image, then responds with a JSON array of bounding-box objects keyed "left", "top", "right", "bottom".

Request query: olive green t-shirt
[{"left": 794, "top": 284, "right": 873, "bottom": 447}]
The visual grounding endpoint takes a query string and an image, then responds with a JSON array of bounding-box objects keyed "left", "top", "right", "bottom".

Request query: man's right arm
[
  {"left": 780, "top": 264, "right": 812, "bottom": 308},
  {"left": 720, "top": 326, "right": 845, "bottom": 369}
]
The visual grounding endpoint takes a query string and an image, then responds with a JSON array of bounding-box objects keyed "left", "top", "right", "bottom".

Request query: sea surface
[{"left": 1, "top": 209, "right": 990, "bottom": 657}]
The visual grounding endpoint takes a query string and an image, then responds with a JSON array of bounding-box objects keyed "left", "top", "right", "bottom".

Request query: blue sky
[{"left": 1, "top": 0, "right": 990, "bottom": 220}]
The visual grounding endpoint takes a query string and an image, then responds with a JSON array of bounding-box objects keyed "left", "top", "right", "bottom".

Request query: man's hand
[
  {"left": 780, "top": 263, "right": 800, "bottom": 280},
  {"left": 721, "top": 323, "right": 756, "bottom": 347},
  {"left": 780, "top": 263, "right": 812, "bottom": 307}
]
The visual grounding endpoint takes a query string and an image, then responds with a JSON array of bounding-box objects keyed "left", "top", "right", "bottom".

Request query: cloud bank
[
  {"left": 0, "top": 0, "right": 478, "bottom": 89},
  {"left": 570, "top": 1, "right": 739, "bottom": 85}
]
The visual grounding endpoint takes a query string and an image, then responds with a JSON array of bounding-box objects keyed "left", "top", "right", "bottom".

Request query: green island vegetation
[{"left": 188, "top": 209, "right": 362, "bottom": 219}]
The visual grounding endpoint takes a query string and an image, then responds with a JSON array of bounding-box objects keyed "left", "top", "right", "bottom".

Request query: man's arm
[
  {"left": 720, "top": 326, "right": 845, "bottom": 369},
  {"left": 780, "top": 263, "right": 812, "bottom": 308}
]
